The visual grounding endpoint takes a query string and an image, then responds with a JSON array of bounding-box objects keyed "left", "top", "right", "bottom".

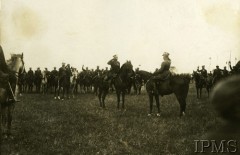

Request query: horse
[
  {"left": 50, "top": 73, "right": 59, "bottom": 99},
  {"left": 192, "top": 71, "right": 211, "bottom": 98},
  {"left": 113, "top": 61, "right": 134, "bottom": 109},
  {"left": 145, "top": 73, "right": 191, "bottom": 117},
  {"left": 98, "top": 75, "right": 109, "bottom": 108},
  {"left": 70, "top": 70, "right": 78, "bottom": 98},
  {"left": 134, "top": 70, "right": 153, "bottom": 95},
  {"left": 0, "top": 53, "right": 25, "bottom": 138}
]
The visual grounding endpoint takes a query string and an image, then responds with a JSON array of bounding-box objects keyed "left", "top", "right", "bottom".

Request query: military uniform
[
  {"left": 107, "top": 57, "right": 120, "bottom": 76},
  {"left": 153, "top": 59, "right": 171, "bottom": 80},
  {"left": 213, "top": 68, "right": 222, "bottom": 78},
  {"left": 200, "top": 69, "right": 207, "bottom": 78},
  {"left": 35, "top": 68, "right": 42, "bottom": 93},
  {"left": 51, "top": 68, "right": 58, "bottom": 78},
  {"left": 222, "top": 68, "right": 229, "bottom": 78}
]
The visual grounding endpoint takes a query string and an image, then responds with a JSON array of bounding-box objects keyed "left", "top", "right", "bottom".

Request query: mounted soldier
[
  {"left": 213, "top": 65, "right": 222, "bottom": 85},
  {"left": 152, "top": 52, "right": 171, "bottom": 93},
  {"left": 229, "top": 61, "right": 240, "bottom": 75},
  {"left": 0, "top": 45, "right": 19, "bottom": 102},
  {"left": 106, "top": 54, "right": 120, "bottom": 81},
  {"left": 222, "top": 66, "right": 229, "bottom": 78},
  {"left": 200, "top": 65, "right": 207, "bottom": 79},
  {"left": 196, "top": 66, "right": 201, "bottom": 73}
]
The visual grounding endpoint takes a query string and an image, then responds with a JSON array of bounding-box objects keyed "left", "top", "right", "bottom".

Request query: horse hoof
[
  {"left": 54, "top": 97, "right": 57, "bottom": 99},
  {"left": 148, "top": 113, "right": 152, "bottom": 117},
  {"left": 156, "top": 113, "right": 161, "bottom": 117}
]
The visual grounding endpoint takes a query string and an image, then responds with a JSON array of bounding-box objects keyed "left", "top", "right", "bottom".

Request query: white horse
[
  {"left": 70, "top": 69, "right": 78, "bottom": 98},
  {"left": 41, "top": 71, "right": 48, "bottom": 94},
  {"left": 1, "top": 53, "right": 25, "bottom": 139}
]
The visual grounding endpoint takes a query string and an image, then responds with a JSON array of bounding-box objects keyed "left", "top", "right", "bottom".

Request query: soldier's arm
[
  {"left": 107, "top": 59, "right": 113, "bottom": 65},
  {"left": 82, "top": 66, "right": 86, "bottom": 71},
  {"left": 156, "top": 62, "right": 165, "bottom": 74}
]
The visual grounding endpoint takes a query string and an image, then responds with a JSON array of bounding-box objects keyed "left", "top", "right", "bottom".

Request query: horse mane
[
  {"left": 172, "top": 73, "right": 191, "bottom": 83},
  {"left": 119, "top": 61, "right": 133, "bottom": 72}
]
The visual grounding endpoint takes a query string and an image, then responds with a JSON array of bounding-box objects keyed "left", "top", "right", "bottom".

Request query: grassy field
[{"left": 1, "top": 83, "right": 222, "bottom": 154}]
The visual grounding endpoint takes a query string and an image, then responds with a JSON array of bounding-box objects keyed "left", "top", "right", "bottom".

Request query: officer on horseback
[
  {"left": 105, "top": 54, "right": 120, "bottom": 81},
  {"left": 229, "top": 61, "right": 240, "bottom": 74},
  {"left": 152, "top": 52, "right": 171, "bottom": 93},
  {"left": 222, "top": 66, "right": 229, "bottom": 78},
  {"left": 0, "top": 45, "right": 19, "bottom": 102},
  {"left": 153, "top": 52, "right": 171, "bottom": 80},
  {"left": 200, "top": 65, "right": 208, "bottom": 79}
]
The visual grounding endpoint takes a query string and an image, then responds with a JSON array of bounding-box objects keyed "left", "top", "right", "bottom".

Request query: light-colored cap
[{"left": 162, "top": 52, "right": 169, "bottom": 56}]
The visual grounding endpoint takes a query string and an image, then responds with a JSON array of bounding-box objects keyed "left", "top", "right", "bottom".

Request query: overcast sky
[{"left": 1, "top": 0, "right": 240, "bottom": 72}]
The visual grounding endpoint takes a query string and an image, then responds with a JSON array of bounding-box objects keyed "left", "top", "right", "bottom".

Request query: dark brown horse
[
  {"left": 1, "top": 53, "right": 25, "bottom": 139},
  {"left": 146, "top": 73, "right": 191, "bottom": 117},
  {"left": 113, "top": 61, "right": 134, "bottom": 109},
  {"left": 192, "top": 71, "right": 212, "bottom": 98},
  {"left": 98, "top": 61, "right": 134, "bottom": 109}
]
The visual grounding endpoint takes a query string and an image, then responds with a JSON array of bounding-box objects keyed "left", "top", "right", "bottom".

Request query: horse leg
[
  {"left": 176, "top": 95, "right": 186, "bottom": 117},
  {"left": 155, "top": 94, "right": 160, "bottom": 115},
  {"left": 7, "top": 105, "right": 14, "bottom": 137},
  {"left": 62, "top": 87, "right": 65, "bottom": 100},
  {"left": 116, "top": 91, "right": 120, "bottom": 109},
  {"left": 206, "top": 87, "right": 209, "bottom": 98},
  {"left": 200, "top": 87, "right": 202, "bottom": 98},
  {"left": 122, "top": 92, "right": 125, "bottom": 109},
  {"left": 148, "top": 93, "right": 154, "bottom": 115},
  {"left": 57, "top": 86, "right": 61, "bottom": 99},
  {"left": 102, "top": 90, "right": 108, "bottom": 109},
  {"left": 98, "top": 89, "right": 102, "bottom": 107},
  {"left": 196, "top": 88, "right": 199, "bottom": 98}
]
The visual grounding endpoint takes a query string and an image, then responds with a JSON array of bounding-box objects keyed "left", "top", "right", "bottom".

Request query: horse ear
[{"left": 21, "top": 53, "right": 24, "bottom": 59}]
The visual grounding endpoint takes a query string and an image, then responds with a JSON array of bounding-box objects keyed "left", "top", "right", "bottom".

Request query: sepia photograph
[{"left": 1, "top": 0, "right": 240, "bottom": 154}]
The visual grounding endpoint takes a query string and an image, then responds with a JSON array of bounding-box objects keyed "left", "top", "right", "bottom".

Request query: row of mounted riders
[
  {"left": 16, "top": 66, "right": 152, "bottom": 97},
  {"left": 192, "top": 65, "right": 240, "bottom": 98}
]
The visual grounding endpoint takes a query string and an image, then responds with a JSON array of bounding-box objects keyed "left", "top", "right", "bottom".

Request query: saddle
[
  {"left": 153, "top": 72, "right": 172, "bottom": 95},
  {"left": 0, "top": 71, "right": 9, "bottom": 88}
]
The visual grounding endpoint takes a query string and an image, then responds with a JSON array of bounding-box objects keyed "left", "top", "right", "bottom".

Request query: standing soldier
[
  {"left": 208, "top": 71, "right": 213, "bottom": 77},
  {"left": 65, "top": 64, "right": 72, "bottom": 98},
  {"left": 0, "top": 45, "right": 19, "bottom": 102},
  {"left": 35, "top": 67, "right": 42, "bottom": 93},
  {"left": 51, "top": 67, "right": 58, "bottom": 78},
  {"left": 27, "top": 67, "right": 34, "bottom": 93},
  {"left": 58, "top": 63, "right": 67, "bottom": 99},
  {"left": 50, "top": 67, "right": 58, "bottom": 95}
]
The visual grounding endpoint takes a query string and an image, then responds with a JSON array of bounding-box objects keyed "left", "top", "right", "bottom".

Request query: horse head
[
  {"left": 120, "top": 61, "right": 133, "bottom": 74},
  {"left": 8, "top": 53, "right": 25, "bottom": 74}
]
